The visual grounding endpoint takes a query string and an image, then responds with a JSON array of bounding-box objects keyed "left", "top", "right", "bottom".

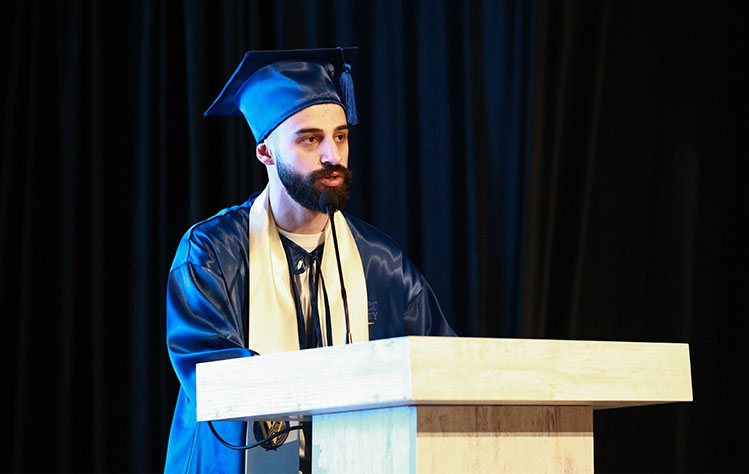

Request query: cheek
[
  {"left": 339, "top": 143, "right": 350, "bottom": 163},
  {"left": 282, "top": 149, "right": 312, "bottom": 169}
]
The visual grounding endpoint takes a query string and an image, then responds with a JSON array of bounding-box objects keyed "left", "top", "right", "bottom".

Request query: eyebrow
[{"left": 293, "top": 124, "right": 349, "bottom": 135}]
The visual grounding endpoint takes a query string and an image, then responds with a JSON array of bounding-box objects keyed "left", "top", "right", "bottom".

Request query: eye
[
  {"left": 335, "top": 132, "right": 348, "bottom": 142},
  {"left": 300, "top": 136, "right": 318, "bottom": 145}
]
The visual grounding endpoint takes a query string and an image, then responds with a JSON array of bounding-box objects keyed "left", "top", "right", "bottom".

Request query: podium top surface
[{"left": 196, "top": 336, "right": 692, "bottom": 422}]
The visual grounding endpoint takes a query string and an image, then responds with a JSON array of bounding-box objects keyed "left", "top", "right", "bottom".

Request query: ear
[{"left": 256, "top": 140, "right": 275, "bottom": 166}]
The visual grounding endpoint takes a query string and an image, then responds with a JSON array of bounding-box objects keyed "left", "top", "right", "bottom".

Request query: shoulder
[
  {"left": 171, "top": 196, "right": 255, "bottom": 271},
  {"left": 343, "top": 213, "right": 405, "bottom": 256},
  {"left": 343, "top": 213, "right": 421, "bottom": 285}
]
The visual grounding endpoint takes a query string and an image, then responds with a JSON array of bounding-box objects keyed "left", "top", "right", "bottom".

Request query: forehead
[{"left": 274, "top": 103, "right": 347, "bottom": 135}]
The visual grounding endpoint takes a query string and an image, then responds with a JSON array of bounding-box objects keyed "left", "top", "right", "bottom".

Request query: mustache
[{"left": 307, "top": 164, "right": 352, "bottom": 183}]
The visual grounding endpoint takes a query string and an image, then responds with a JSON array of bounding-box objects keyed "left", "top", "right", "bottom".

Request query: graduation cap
[{"left": 204, "top": 47, "right": 359, "bottom": 142}]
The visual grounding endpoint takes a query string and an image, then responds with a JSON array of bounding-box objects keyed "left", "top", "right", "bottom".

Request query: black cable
[
  {"left": 207, "top": 420, "right": 303, "bottom": 451},
  {"left": 319, "top": 190, "right": 352, "bottom": 344}
]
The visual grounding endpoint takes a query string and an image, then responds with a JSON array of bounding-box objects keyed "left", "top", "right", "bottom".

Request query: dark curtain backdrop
[
  {"left": 524, "top": 1, "right": 747, "bottom": 472},
  {"left": 1, "top": 0, "right": 745, "bottom": 473},
  {"left": 1, "top": 0, "right": 532, "bottom": 472}
]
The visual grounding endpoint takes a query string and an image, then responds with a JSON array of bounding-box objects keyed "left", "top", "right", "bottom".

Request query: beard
[{"left": 276, "top": 160, "right": 353, "bottom": 212}]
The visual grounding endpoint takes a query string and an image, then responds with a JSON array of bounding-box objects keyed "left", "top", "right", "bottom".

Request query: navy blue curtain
[
  {"left": 525, "top": 1, "right": 748, "bottom": 472},
  {"left": 1, "top": 1, "right": 532, "bottom": 471},
  {"left": 4, "top": 0, "right": 746, "bottom": 472}
]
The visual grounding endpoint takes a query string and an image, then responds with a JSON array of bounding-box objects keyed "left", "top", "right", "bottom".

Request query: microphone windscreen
[{"left": 319, "top": 190, "right": 339, "bottom": 213}]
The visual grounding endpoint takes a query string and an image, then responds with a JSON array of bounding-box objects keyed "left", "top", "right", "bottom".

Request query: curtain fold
[
  {"left": 1, "top": 1, "right": 533, "bottom": 471},
  {"left": 524, "top": 1, "right": 748, "bottom": 471},
  {"left": 6, "top": 0, "right": 745, "bottom": 472}
]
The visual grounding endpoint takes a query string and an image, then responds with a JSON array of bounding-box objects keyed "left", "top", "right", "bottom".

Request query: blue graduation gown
[{"left": 164, "top": 195, "right": 455, "bottom": 473}]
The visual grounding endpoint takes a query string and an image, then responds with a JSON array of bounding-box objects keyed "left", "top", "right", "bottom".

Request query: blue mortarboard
[{"left": 204, "top": 47, "right": 359, "bottom": 142}]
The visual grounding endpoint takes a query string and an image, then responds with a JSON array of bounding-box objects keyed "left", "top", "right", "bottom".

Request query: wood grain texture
[
  {"left": 313, "top": 406, "right": 417, "bottom": 474},
  {"left": 416, "top": 406, "right": 593, "bottom": 473},
  {"left": 196, "top": 336, "right": 692, "bottom": 422},
  {"left": 408, "top": 337, "right": 693, "bottom": 408},
  {"left": 197, "top": 337, "right": 412, "bottom": 421},
  {"left": 311, "top": 405, "right": 593, "bottom": 473}
]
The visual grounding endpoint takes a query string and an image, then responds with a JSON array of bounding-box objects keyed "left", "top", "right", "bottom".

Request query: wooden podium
[{"left": 196, "top": 337, "right": 692, "bottom": 473}]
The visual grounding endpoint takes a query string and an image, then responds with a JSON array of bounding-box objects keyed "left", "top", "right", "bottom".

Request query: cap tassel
[{"left": 339, "top": 62, "right": 359, "bottom": 125}]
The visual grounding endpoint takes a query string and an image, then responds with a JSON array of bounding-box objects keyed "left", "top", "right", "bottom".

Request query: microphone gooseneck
[{"left": 319, "top": 190, "right": 352, "bottom": 344}]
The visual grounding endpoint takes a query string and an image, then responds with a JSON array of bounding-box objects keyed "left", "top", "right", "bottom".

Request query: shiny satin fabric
[
  {"left": 164, "top": 194, "right": 455, "bottom": 473},
  {"left": 203, "top": 48, "right": 359, "bottom": 142},
  {"left": 238, "top": 60, "right": 343, "bottom": 142}
]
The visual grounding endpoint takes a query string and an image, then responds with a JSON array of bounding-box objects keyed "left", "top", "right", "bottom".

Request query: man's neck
[{"left": 268, "top": 183, "right": 329, "bottom": 234}]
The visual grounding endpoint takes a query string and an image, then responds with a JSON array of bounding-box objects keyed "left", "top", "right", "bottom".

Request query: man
[{"left": 165, "top": 47, "right": 454, "bottom": 473}]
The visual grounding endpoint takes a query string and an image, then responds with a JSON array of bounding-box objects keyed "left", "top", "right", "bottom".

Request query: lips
[{"left": 319, "top": 171, "right": 343, "bottom": 187}]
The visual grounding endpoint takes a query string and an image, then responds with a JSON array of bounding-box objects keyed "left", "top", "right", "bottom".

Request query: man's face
[{"left": 266, "top": 103, "right": 353, "bottom": 212}]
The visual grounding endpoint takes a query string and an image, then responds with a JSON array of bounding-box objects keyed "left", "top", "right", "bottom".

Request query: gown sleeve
[
  {"left": 167, "top": 260, "right": 254, "bottom": 402},
  {"left": 165, "top": 222, "right": 252, "bottom": 473},
  {"left": 166, "top": 214, "right": 255, "bottom": 400}
]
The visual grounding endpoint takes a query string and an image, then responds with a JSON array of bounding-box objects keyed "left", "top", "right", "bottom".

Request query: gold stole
[{"left": 247, "top": 186, "right": 369, "bottom": 355}]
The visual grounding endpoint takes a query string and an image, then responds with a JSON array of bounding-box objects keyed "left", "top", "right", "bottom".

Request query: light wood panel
[
  {"left": 416, "top": 406, "right": 593, "bottom": 473},
  {"left": 313, "top": 406, "right": 417, "bottom": 473},
  {"left": 312, "top": 405, "right": 593, "bottom": 473},
  {"left": 196, "top": 337, "right": 692, "bottom": 422},
  {"left": 195, "top": 336, "right": 692, "bottom": 473},
  {"left": 197, "top": 337, "right": 412, "bottom": 422},
  {"left": 408, "top": 337, "right": 693, "bottom": 408}
]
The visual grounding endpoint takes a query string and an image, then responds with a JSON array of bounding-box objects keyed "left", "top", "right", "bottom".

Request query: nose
[{"left": 320, "top": 137, "right": 342, "bottom": 166}]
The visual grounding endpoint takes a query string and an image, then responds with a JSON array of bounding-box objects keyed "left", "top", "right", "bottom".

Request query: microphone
[
  {"left": 319, "top": 189, "right": 339, "bottom": 214},
  {"left": 319, "top": 190, "right": 352, "bottom": 344}
]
